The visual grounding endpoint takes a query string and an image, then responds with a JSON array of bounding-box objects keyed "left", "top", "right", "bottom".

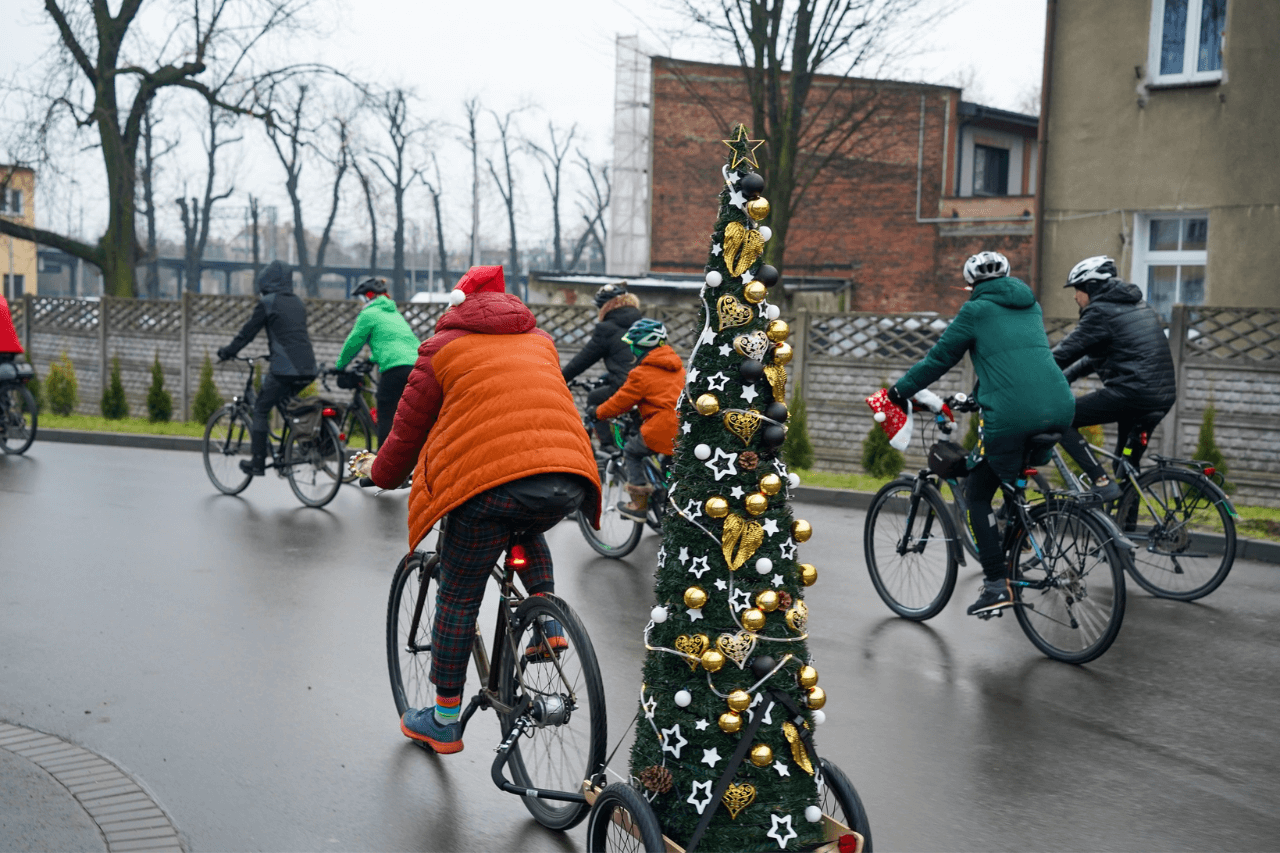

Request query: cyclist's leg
[
  {"left": 586, "top": 381, "right": 621, "bottom": 448},
  {"left": 1119, "top": 406, "right": 1169, "bottom": 471},
  {"left": 1059, "top": 388, "right": 1126, "bottom": 484},
  {"left": 619, "top": 433, "right": 652, "bottom": 520},
  {"left": 374, "top": 364, "right": 412, "bottom": 447},
  {"left": 963, "top": 461, "right": 1015, "bottom": 615},
  {"left": 247, "top": 373, "right": 293, "bottom": 471}
]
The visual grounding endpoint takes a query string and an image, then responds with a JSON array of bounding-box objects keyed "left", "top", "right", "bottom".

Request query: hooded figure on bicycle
[{"left": 562, "top": 282, "right": 642, "bottom": 446}]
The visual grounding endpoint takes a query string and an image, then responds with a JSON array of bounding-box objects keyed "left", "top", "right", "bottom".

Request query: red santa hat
[{"left": 449, "top": 265, "right": 506, "bottom": 306}]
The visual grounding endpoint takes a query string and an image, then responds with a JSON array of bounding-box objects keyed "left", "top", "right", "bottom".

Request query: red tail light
[
  {"left": 508, "top": 545, "right": 528, "bottom": 568},
  {"left": 1204, "top": 466, "right": 1215, "bottom": 476},
  {"left": 338, "top": 433, "right": 347, "bottom": 441},
  {"left": 1023, "top": 467, "right": 1038, "bottom": 476},
  {"left": 322, "top": 407, "right": 338, "bottom": 418},
  {"left": 838, "top": 835, "right": 859, "bottom": 853},
  {"left": 370, "top": 408, "right": 378, "bottom": 423}
]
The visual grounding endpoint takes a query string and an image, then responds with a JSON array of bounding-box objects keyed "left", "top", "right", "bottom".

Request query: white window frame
[
  {"left": 1131, "top": 212, "right": 1209, "bottom": 313},
  {"left": 1148, "top": 0, "right": 1227, "bottom": 87}
]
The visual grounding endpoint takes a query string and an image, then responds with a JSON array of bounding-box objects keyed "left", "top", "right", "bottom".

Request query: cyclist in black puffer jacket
[
  {"left": 562, "top": 282, "right": 642, "bottom": 446},
  {"left": 1052, "top": 255, "right": 1177, "bottom": 497}
]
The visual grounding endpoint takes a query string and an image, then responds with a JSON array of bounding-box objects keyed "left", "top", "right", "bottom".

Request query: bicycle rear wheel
[
  {"left": 1117, "top": 467, "right": 1235, "bottom": 600},
  {"left": 497, "top": 593, "right": 607, "bottom": 831},
  {"left": 339, "top": 406, "right": 374, "bottom": 484},
  {"left": 285, "top": 419, "right": 344, "bottom": 507},
  {"left": 585, "top": 783, "right": 665, "bottom": 853},
  {"left": 387, "top": 551, "right": 438, "bottom": 718},
  {"left": 818, "top": 758, "right": 873, "bottom": 852},
  {"left": 864, "top": 479, "right": 958, "bottom": 621},
  {"left": 203, "top": 405, "right": 253, "bottom": 495},
  {"left": 579, "top": 454, "right": 643, "bottom": 558},
  {"left": 0, "top": 385, "right": 37, "bottom": 455},
  {"left": 1010, "top": 503, "right": 1125, "bottom": 663}
]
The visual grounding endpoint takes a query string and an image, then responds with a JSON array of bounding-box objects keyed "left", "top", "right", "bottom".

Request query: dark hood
[
  {"left": 969, "top": 276, "right": 1037, "bottom": 309},
  {"left": 256, "top": 260, "right": 293, "bottom": 295},
  {"left": 1083, "top": 278, "right": 1143, "bottom": 308}
]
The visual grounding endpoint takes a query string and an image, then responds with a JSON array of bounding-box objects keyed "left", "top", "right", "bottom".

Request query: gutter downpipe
[{"left": 1031, "top": 0, "right": 1058, "bottom": 299}]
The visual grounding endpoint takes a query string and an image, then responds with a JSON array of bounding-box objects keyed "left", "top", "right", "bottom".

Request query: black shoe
[
  {"left": 967, "top": 580, "right": 1013, "bottom": 616},
  {"left": 1090, "top": 477, "right": 1122, "bottom": 502},
  {"left": 240, "top": 458, "right": 265, "bottom": 477}
]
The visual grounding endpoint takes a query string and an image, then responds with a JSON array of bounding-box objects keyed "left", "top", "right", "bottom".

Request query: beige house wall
[
  {"left": 0, "top": 167, "right": 37, "bottom": 296},
  {"left": 1039, "top": 0, "right": 1280, "bottom": 318}
]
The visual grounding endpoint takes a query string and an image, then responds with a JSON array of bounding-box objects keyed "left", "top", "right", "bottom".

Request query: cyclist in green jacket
[
  {"left": 890, "top": 252, "right": 1075, "bottom": 617},
  {"left": 335, "top": 277, "right": 421, "bottom": 446}
]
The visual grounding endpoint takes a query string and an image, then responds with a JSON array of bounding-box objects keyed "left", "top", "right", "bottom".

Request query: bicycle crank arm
[{"left": 489, "top": 715, "right": 587, "bottom": 804}]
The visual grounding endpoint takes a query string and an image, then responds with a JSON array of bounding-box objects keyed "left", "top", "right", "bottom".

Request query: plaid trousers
[{"left": 430, "top": 487, "right": 568, "bottom": 695}]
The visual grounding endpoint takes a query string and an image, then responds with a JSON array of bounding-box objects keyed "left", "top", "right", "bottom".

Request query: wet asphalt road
[{"left": 2, "top": 442, "right": 1279, "bottom": 852}]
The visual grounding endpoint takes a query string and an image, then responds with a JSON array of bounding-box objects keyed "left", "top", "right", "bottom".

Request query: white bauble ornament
[
  {"left": 812, "top": 709, "right": 826, "bottom": 725},
  {"left": 873, "top": 411, "right": 886, "bottom": 423},
  {"left": 755, "top": 557, "right": 774, "bottom": 575},
  {"left": 448, "top": 289, "right": 466, "bottom": 307},
  {"left": 694, "top": 443, "right": 712, "bottom": 460},
  {"left": 675, "top": 689, "right": 692, "bottom": 708},
  {"left": 759, "top": 226, "right": 773, "bottom": 242},
  {"left": 651, "top": 606, "right": 669, "bottom": 623},
  {"left": 766, "top": 304, "right": 781, "bottom": 321},
  {"left": 705, "top": 270, "right": 723, "bottom": 287},
  {"left": 788, "top": 473, "right": 801, "bottom": 489},
  {"left": 805, "top": 805, "right": 823, "bottom": 823}
]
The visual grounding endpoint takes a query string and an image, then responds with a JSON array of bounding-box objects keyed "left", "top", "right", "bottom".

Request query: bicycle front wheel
[
  {"left": 497, "top": 593, "right": 607, "bottom": 831},
  {"left": 578, "top": 454, "right": 643, "bottom": 558},
  {"left": 203, "top": 405, "right": 253, "bottom": 495},
  {"left": 285, "top": 419, "right": 344, "bottom": 507},
  {"left": 1011, "top": 503, "right": 1125, "bottom": 663},
  {"left": 585, "top": 783, "right": 665, "bottom": 853},
  {"left": 339, "top": 406, "right": 374, "bottom": 484},
  {"left": 0, "top": 385, "right": 37, "bottom": 455},
  {"left": 817, "top": 758, "right": 873, "bottom": 852},
  {"left": 1117, "top": 467, "right": 1236, "bottom": 600},
  {"left": 387, "top": 551, "right": 438, "bottom": 718},
  {"left": 864, "top": 479, "right": 958, "bottom": 621}
]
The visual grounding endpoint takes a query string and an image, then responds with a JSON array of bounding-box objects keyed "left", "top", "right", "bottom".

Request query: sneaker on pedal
[
  {"left": 239, "top": 458, "right": 265, "bottom": 477},
  {"left": 1089, "top": 476, "right": 1122, "bottom": 502},
  {"left": 525, "top": 617, "right": 569, "bottom": 661},
  {"left": 400, "top": 708, "right": 464, "bottom": 754},
  {"left": 966, "top": 579, "right": 1014, "bottom": 616}
]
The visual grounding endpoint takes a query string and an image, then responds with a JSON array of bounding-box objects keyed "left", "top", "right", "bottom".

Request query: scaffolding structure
[{"left": 607, "top": 35, "right": 652, "bottom": 277}]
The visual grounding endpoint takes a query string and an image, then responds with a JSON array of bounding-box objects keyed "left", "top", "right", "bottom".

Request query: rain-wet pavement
[{"left": 2, "top": 441, "right": 1279, "bottom": 851}]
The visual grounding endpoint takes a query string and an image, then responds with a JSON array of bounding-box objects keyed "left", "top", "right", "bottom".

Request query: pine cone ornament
[
  {"left": 638, "top": 765, "right": 673, "bottom": 794},
  {"left": 738, "top": 451, "right": 759, "bottom": 471}
]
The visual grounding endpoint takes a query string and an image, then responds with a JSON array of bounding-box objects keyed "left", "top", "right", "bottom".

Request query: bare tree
[
  {"left": 567, "top": 151, "right": 611, "bottom": 271},
  {"left": 526, "top": 121, "right": 577, "bottom": 271},
  {"left": 352, "top": 159, "right": 378, "bottom": 275},
  {"left": 463, "top": 98, "right": 481, "bottom": 267},
  {"left": 487, "top": 109, "right": 522, "bottom": 294},
  {"left": 0, "top": 0, "right": 314, "bottom": 297},
  {"left": 248, "top": 195, "right": 261, "bottom": 278},
  {"left": 422, "top": 153, "right": 450, "bottom": 287},
  {"left": 138, "top": 103, "right": 177, "bottom": 298},
  {"left": 175, "top": 99, "right": 240, "bottom": 294},
  {"left": 369, "top": 88, "right": 428, "bottom": 300}
]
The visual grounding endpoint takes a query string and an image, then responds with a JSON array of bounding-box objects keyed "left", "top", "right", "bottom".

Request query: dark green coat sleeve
[{"left": 894, "top": 304, "right": 977, "bottom": 398}]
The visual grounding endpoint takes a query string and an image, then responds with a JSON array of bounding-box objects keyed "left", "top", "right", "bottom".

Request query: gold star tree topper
[{"left": 722, "top": 125, "right": 765, "bottom": 170}]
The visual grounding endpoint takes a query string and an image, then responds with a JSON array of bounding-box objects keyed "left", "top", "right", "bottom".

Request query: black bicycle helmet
[
  {"left": 354, "top": 277, "right": 389, "bottom": 299},
  {"left": 594, "top": 281, "right": 628, "bottom": 309}
]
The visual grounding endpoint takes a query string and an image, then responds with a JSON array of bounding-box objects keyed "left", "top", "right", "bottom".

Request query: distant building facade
[{"left": 0, "top": 166, "right": 37, "bottom": 299}]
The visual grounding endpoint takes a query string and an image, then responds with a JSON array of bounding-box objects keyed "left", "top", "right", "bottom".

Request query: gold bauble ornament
[
  {"left": 746, "top": 196, "right": 771, "bottom": 221},
  {"left": 695, "top": 394, "right": 720, "bottom": 416},
  {"left": 743, "top": 281, "right": 767, "bottom": 304},
  {"left": 726, "top": 689, "right": 751, "bottom": 712},
  {"left": 807, "top": 686, "right": 827, "bottom": 710},
  {"left": 759, "top": 473, "right": 782, "bottom": 495},
  {"left": 744, "top": 492, "right": 768, "bottom": 516},
  {"left": 749, "top": 744, "right": 774, "bottom": 767},
  {"left": 800, "top": 563, "right": 818, "bottom": 586},
  {"left": 684, "top": 586, "right": 708, "bottom": 609},
  {"left": 766, "top": 319, "right": 790, "bottom": 343},
  {"left": 705, "top": 496, "right": 730, "bottom": 518},
  {"left": 798, "top": 665, "right": 819, "bottom": 689},
  {"left": 786, "top": 600, "right": 809, "bottom": 633},
  {"left": 773, "top": 341, "right": 794, "bottom": 365},
  {"left": 701, "top": 649, "right": 726, "bottom": 672},
  {"left": 741, "top": 608, "right": 766, "bottom": 631},
  {"left": 792, "top": 519, "right": 813, "bottom": 542},
  {"left": 756, "top": 590, "right": 780, "bottom": 612},
  {"left": 719, "top": 711, "right": 743, "bottom": 733}
]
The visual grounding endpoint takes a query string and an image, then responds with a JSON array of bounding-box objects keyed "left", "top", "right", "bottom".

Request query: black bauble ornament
[
  {"left": 761, "top": 424, "right": 786, "bottom": 448},
  {"left": 739, "top": 359, "right": 765, "bottom": 383},
  {"left": 765, "top": 402, "right": 789, "bottom": 423},
  {"left": 740, "top": 172, "right": 766, "bottom": 196},
  {"left": 750, "top": 655, "right": 778, "bottom": 679},
  {"left": 755, "top": 264, "right": 780, "bottom": 287}
]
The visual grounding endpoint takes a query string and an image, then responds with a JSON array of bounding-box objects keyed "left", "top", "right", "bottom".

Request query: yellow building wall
[{"left": 1, "top": 168, "right": 38, "bottom": 296}]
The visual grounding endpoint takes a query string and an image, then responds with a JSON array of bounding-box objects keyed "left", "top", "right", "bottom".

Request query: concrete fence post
[
  {"left": 1164, "top": 303, "right": 1189, "bottom": 457},
  {"left": 98, "top": 296, "right": 110, "bottom": 413},
  {"left": 180, "top": 291, "right": 191, "bottom": 421},
  {"left": 21, "top": 292, "right": 31, "bottom": 352},
  {"left": 793, "top": 308, "right": 810, "bottom": 405}
]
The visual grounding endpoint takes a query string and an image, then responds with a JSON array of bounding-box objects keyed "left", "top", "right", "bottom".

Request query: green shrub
[
  {"left": 962, "top": 413, "right": 979, "bottom": 451},
  {"left": 45, "top": 352, "right": 79, "bottom": 416},
  {"left": 781, "top": 389, "right": 815, "bottom": 470},
  {"left": 861, "top": 420, "right": 905, "bottom": 479},
  {"left": 23, "top": 351, "right": 42, "bottom": 412},
  {"left": 145, "top": 350, "right": 173, "bottom": 423},
  {"left": 1193, "top": 404, "right": 1234, "bottom": 493},
  {"left": 100, "top": 355, "right": 128, "bottom": 419},
  {"left": 191, "top": 352, "right": 224, "bottom": 424}
]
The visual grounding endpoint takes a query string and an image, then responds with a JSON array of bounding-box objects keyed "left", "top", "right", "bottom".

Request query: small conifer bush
[
  {"left": 862, "top": 419, "right": 905, "bottom": 479},
  {"left": 782, "top": 389, "right": 815, "bottom": 470},
  {"left": 191, "top": 352, "right": 224, "bottom": 425},
  {"left": 146, "top": 350, "right": 173, "bottom": 423},
  {"left": 46, "top": 352, "right": 79, "bottom": 416},
  {"left": 101, "top": 355, "right": 128, "bottom": 419},
  {"left": 1193, "top": 404, "right": 1234, "bottom": 493}
]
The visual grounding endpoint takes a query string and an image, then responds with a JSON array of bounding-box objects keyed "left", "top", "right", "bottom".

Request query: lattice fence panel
[
  {"left": 29, "top": 296, "right": 99, "bottom": 337},
  {"left": 807, "top": 312, "right": 951, "bottom": 361},
  {"left": 302, "top": 298, "right": 362, "bottom": 341},
  {"left": 532, "top": 304, "right": 598, "bottom": 351},
  {"left": 1186, "top": 308, "right": 1280, "bottom": 363},
  {"left": 108, "top": 298, "right": 183, "bottom": 338},
  {"left": 189, "top": 294, "right": 258, "bottom": 335},
  {"left": 401, "top": 303, "right": 447, "bottom": 339}
]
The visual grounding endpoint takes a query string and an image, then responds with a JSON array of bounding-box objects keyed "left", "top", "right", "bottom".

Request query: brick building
[{"left": 608, "top": 42, "right": 1038, "bottom": 315}]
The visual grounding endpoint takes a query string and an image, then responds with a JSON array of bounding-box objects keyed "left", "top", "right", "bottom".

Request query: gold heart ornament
[
  {"left": 722, "top": 783, "right": 756, "bottom": 819},
  {"left": 763, "top": 363, "right": 788, "bottom": 403},
  {"left": 717, "top": 294, "right": 753, "bottom": 332},
  {"left": 674, "top": 634, "right": 709, "bottom": 669},
  {"left": 785, "top": 600, "right": 809, "bottom": 633},
  {"left": 723, "top": 410, "right": 762, "bottom": 445},
  {"left": 716, "top": 631, "right": 757, "bottom": 668},
  {"left": 782, "top": 721, "right": 815, "bottom": 775},
  {"left": 721, "top": 513, "right": 764, "bottom": 570},
  {"left": 733, "top": 330, "right": 770, "bottom": 361},
  {"left": 722, "top": 221, "right": 765, "bottom": 277}
]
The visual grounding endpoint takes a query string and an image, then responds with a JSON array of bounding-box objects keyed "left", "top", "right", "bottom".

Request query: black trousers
[
  {"left": 1061, "top": 387, "right": 1170, "bottom": 481},
  {"left": 253, "top": 373, "right": 314, "bottom": 435},
  {"left": 964, "top": 462, "right": 1007, "bottom": 581},
  {"left": 374, "top": 364, "right": 412, "bottom": 447}
]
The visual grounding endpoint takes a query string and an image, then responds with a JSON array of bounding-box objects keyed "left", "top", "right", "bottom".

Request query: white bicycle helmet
[
  {"left": 962, "top": 251, "right": 1011, "bottom": 286},
  {"left": 1065, "top": 255, "right": 1118, "bottom": 288}
]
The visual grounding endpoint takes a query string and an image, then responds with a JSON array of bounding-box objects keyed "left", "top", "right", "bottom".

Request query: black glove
[
  {"left": 886, "top": 385, "right": 909, "bottom": 412},
  {"left": 216, "top": 346, "right": 232, "bottom": 362}
]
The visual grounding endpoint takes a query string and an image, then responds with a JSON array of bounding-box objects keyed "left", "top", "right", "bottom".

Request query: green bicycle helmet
[{"left": 622, "top": 318, "right": 668, "bottom": 352}]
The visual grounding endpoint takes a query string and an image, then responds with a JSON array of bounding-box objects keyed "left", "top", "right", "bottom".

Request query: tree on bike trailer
[{"left": 628, "top": 127, "right": 840, "bottom": 851}]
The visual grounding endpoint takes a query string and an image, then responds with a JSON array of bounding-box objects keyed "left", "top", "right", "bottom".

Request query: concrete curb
[{"left": 38, "top": 429, "right": 204, "bottom": 453}]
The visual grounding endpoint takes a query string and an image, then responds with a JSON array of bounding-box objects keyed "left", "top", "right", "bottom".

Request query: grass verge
[{"left": 39, "top": 413, "right": 206, "bottom": 438}]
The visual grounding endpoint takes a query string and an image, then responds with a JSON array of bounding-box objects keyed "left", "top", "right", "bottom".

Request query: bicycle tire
[
  {"left": 864, "top": 478, "right": 958, "bottom": 621},
  {"left": 0, "top": 385, "right": 38, "bottom": 455},
  {"left": 285, "top": 419, "right": 344, "bottom": 508},
  {"left": 339, "top": 406, "right": 375, "bottom": 484},
  {"left": 579, "top": 455, "right": 643, "bottom": 558},
  {"left": 497, "top": 593, "right": 607, "bottom": 831},
  {"left": 1010, "top": 502, "right": 1125, "bottom": 663},
  {"left": 953, "top": 471, "right": 1050, "bottom": 561},
  {"left": 585, "top": 783, "right": 666, "bottom": 853},
  {"left": 386, "top": 551, "right": 439, "bottom": 718},
  {"left": 203, "top": 405, "right": 253, "bottom": 495},
  {"left": 818, "top": 758, "right": 873, "bottom": 853}
]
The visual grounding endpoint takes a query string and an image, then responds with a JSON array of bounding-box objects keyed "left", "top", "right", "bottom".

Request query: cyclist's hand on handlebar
[
  {"left": 349, "top": 449, "right": 376, "bottom": 480},
  {"left": 216, "top": 346, "right": 233, "bottom": 362},
  {"left": 886, "top": 385, "right": 909, "bottom": 412}
]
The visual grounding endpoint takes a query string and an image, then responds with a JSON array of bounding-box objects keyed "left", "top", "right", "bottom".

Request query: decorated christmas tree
[{"left": 629, "top": 126, "right": 828, "bottom": 851}]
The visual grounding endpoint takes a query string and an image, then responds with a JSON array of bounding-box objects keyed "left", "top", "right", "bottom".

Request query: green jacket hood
[
  {"left": 364, "top": 295, "right": 399, "bottom": 313},
  {"left": 969, "top": 276, "right": 1036, "bottom": 310}
]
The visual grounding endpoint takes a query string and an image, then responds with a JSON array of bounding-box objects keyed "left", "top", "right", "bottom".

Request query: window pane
[
  {"left": 1160, "top": 0, "right": 1189, "bottom": 75},
  {"left": 1198, "top": 0, "right": 1226, "bottom": 72},
  {"left": 1148, "top": 265, "right": 1178, "bottom": 318},
  {"left": 1183, "top": 217, "right": 1208, "bottom": 251},
  {"left": 973, "top": 145, "right": 1009, "bottom": 196},
  {"left": 1180, "top": 265, "right": 1206, "bottom": 304},
  {"left": 1149, "top": 218, "right": 1181, "bottom": 251}
]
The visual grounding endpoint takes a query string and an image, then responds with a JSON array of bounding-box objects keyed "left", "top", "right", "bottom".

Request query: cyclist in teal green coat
[
  {"left": 335, "top": 277, "right": 421, "bottom": 446},
  {"left": 889, "top": 252, "right": 1075, "bottom": 617}
]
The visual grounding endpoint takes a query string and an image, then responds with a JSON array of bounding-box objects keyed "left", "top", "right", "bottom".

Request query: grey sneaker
[{"left": 966, "top": 579, "right": 1014, "bottom": 616}]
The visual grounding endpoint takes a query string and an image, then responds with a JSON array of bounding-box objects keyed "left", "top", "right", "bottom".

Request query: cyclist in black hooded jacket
[
  {"left": 562, "top": 282, "right": 641, "bottom": 446},
  {"left": 1052, "top": 255, "right": 1177, "bottom": 497},
  {"left": 217, "top": 260, "right": 318, "bottom": 476}
]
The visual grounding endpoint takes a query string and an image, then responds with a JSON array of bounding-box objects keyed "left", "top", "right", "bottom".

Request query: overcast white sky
[{"left": 0, "top": 0, "right": 1046, "bottom": 257}]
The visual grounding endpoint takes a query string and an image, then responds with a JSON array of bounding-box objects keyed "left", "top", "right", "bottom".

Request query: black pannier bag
[{"left": 928, "top": 440, "right": 969, "bottom": 480}]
